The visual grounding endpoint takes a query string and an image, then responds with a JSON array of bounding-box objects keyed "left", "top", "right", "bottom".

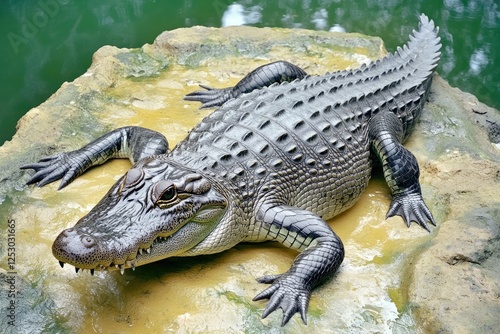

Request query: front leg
[
  {"left": 252, "top": 204, "right": 344, "bottom": 326},
  {"left": 21, "top": 126, "right": 168, "bottom": 189},
  {"left": 184, "top": 60, "right": 307, "bottom": 109},
  {"left": 369, "top": 112, "right": 436, "bottom": 230}
]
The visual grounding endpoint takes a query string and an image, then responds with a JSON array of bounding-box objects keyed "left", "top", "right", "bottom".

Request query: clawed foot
[
  {"left": 21, "top": 151, "right": 88, "bottom": 190},
  {"left": 387, "top": 192, "right": 436, "bottom": 231},
  {"left": 253, "top": 273, "right": 311, "bottom": 326},
  {"left": 183, "top": 85, "right": 233, "bottom": 109}
]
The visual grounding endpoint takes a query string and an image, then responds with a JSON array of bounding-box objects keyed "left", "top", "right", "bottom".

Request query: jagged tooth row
[
  {"left": 73, "top": 267, "right": 91, "bottom": 275},
  {"left": 114, "top": 264, "right": 125, "bottom": 275},
  {"left": 134, "top": 235, "right": 171, "bottom": 257},
  {"left": 137, "top": 247, "right": 151, "bottom": 255},
  {"left": 73, "top": 266, "right": 97, "bottom": 275},
  {"left": 60, "top": 236, "right": 171, "bottom": 276},
  {"left": 60, "top": 260, "right": 133, "bottom": 276}
]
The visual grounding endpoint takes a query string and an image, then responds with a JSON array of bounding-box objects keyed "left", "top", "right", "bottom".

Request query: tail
[
  {"left": 397, "top": 14, "right": 441, "bottom": 81},
  {"left": 353, "top": 14, "right": 441, "bottom": 138},
  {"left": 370, "top": 14, "right": 441, "bottom": 86},
  {"left": 389, "top": 14, "right": 441, "bottom": 138}
]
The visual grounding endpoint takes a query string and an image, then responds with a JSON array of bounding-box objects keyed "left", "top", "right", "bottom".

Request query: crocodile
[{"left": 21, "top": 14, "right": 440, "bottom": 326}]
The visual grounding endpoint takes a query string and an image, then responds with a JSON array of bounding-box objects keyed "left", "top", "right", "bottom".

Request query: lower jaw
[{"left": 58, "top": 258, "right": 137, "bottom": 275}]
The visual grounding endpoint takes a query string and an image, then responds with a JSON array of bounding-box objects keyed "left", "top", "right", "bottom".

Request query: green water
[{"left": 0, "top": 0, "right": 499, "bottom": 145}]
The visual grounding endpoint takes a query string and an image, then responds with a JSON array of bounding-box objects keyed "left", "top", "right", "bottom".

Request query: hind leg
[
  {"left": 368, "top": 112, "right": 435, "bottom": 231},
  {"left": 184, "top": 60, "right": 307, "bottom": 109}
]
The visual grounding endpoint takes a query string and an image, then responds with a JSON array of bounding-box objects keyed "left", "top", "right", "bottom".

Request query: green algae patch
[{"left": 114, "top": 49, "right": 169, "bottom": 78}]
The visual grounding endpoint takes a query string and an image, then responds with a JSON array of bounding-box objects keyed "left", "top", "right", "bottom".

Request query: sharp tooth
[
  {"left": 117, "top": 264, "right": 125, "bottom": 275},
  {"left": 59, "top": 261, "right": 65, "bottom": 268},
  {"left": 115, "top": 264, "right": 120, "bottom": 269},
  {"left": 75, "top": 267, "right": 80, "bottom": 273},
  {"left": 146, "top": 248, "right": 151, "bottom": 254},
  {"left": 138, "top": 249, "right": 143, "bottom": 255},
  {"left": 90, "top": 269, "right": 95, "bottom": 276}
]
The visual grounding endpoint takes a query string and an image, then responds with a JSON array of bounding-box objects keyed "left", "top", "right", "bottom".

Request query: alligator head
[{"left": 52, "top": 157, "right": 228, "bottom": 274}]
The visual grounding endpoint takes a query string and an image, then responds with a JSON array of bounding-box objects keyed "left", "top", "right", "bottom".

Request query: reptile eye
[
  {"left": 153, "top": 180, "right": 178, "bottom": 208},
  {"left": 160, "top": 186, "right": 176, "bottom": 202}
]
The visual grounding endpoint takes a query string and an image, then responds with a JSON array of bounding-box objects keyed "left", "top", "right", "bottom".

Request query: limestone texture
[{"left": 0, "top": 26, "right": 499, "bottom": 334}]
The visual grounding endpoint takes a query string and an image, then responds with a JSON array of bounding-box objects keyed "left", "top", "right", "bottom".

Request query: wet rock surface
[{"left": 0, "top": 26, "right": 499, "bottom": 333}]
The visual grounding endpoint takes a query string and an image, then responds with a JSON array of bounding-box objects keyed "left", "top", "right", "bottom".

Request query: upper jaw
[
  {"left": 55, "top": 233, "right": 173, "bottom": 275},
  {"left": 52, "top": 222, "right": 163, "bottom": 274}
]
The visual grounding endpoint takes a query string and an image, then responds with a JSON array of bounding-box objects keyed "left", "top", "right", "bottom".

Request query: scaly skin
[{"left": 21, "top": 15, "right": 440, "bottom": 326}]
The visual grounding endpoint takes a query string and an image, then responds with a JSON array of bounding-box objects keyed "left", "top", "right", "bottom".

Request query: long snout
[{"left": 52, "top": 227, "right": 101, "bottom": 270}]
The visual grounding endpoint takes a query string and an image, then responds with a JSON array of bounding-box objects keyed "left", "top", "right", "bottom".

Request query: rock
[
  {"left": 405, "top": 75, "right": 500, "bottom": 333},
  {"left": 0, "top": 25, "right": 499, "bottom": 333}
]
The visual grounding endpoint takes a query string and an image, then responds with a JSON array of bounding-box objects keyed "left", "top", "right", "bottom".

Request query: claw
[
  {"left": 282, "top": 296, "right": 308, "bottom": 327},
  {"left": 58, "top": 166, "right": 79, "bottom": 190},
  {"left": 183, "top": 86, "right": 232, "bottom": 109},
  {"left": 253, "top": 274, "right": 311, "bottom": 326},
  {"left": 298, "top": 297, "right": 308, "bottom": 325},
  {"left": 253, "top": 284, "right": 278, "bottom": 303},
  {"left": 199, "top": 84, "right": 214, "bottom": 90},
  {"left": 21, "top": 151, "right": 89, "bottom": 189},
  {"left": 38, "top": 155, "right": 59, "bottom": 162},
  {"left": 24, "top": 164, "right": 58, "bottom": 185},
  {"left": 261, "top": 289, "right": 283, "bottom": 320},
  {"left": 387, "top": 192, "right": 435, "bottom": 232},
  {"left": 256, "top": 274, "right": 281, "bottom": 284},
  {"left": 282, "top": 302, "right": 297, "bottom": 326},
  {"left": 36, "top": 168, "right": 66, "bottom": 188}
]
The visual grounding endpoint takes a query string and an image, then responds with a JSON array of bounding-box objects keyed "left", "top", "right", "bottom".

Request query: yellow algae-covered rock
[{"left": 0, "top": 25, "right": 499, "bottom": 334}]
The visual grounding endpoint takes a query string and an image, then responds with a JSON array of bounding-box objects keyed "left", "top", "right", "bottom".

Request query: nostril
[
  {"left": 81, "top": 235, "right": 96, "bottom": 248},
  {"left": 63, "top": 228, "right": 76, "bottom": 236}
]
